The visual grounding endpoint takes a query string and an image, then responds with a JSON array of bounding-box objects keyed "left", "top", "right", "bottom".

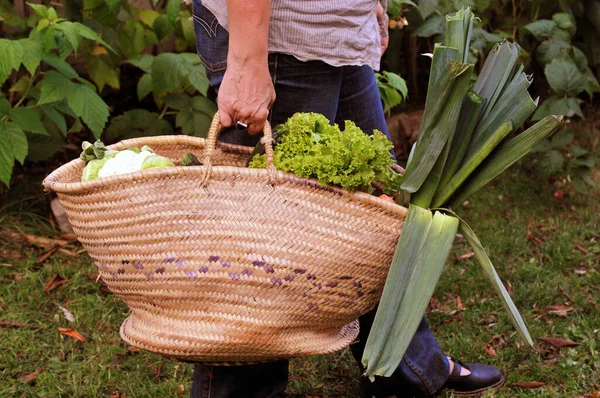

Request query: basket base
[{"left": 119, "top": 314, "right": 360, "bottom": 364}]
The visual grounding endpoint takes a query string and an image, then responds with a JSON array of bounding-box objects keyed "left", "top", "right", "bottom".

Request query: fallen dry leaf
[
  {"left": 36, "top": 246, "right": 60, "bottom": 264},
  {"left": 557, "top": 284, "right": 574, "bottom": 302},
  {"left": 22, "top": 369, "right": 42, "bottom": 384},
  {"left": 177, "top": 384, "right": 185, "bottom": 395},
  {"left": 505, "top": 280, "right": 513, "bottom": 296},
  {"left": 485, "top": 343, "right": 497, "bottom": 356},
  {"left": 513, "top": 381, "right": 546, "bottom": 389},
  {"left": 456, "top": 296, "right": 466, "bottom": 310},
  {"left": 0, "top": 320, "right": 42, "bottom": 329},
  {"left": 57, "top": 328, "right": 87, "bottom": 342},
  {"left": 128, "top": 345, "right": 141, "bottom": 352},
  {"left": 60, "top": 233, "right": 78, "bottom": 241},
  {"left": 44, "top": 274, "right": 68, "bottom": 293},
  {"left": 453, "top": 251, "right": 475, "bottom": 262},
  {"left": 543, "top": 304, "right": 574, "bottom": 317},
  {"left": 58, "top": 248, "right": 79, "bottom": 257},
  {"left": 489, "top": 334, "right": 506, "bottom": 349},
  {"left": 152, "top": 363, "right": 163, "bottom": 377},
  {"left": 525, "top": 223, "right": 546, "bottom": 246},
  {"left": 538, "top": 337, "right": 583, "bottom": 349},
  {"left": 58, "top": 305, "right": 74, "bottom": 323},
  {"left": 17, "top": 233, "right": 69, "bottom": 249},
  {"left": 109, "top": 357, "right": 119, "bottom": 368},
  {"left": 574, "top": 244, "right": 591, "bottom": 254}
]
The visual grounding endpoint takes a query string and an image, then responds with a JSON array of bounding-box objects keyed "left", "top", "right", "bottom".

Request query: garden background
[{"left": 0, "top": 0, "right": 599, "bottom": 396}]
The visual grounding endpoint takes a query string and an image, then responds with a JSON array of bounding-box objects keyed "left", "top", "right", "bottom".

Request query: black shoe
[{"left": 443, "top": 358, "right": 505, "bottom": 397}]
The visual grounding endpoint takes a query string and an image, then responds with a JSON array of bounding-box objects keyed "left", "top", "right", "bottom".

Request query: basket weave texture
[{"left": 42, "top": 113, "right": 408, "bottom": 363}]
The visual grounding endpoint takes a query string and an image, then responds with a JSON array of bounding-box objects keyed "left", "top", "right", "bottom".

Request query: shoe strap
[{"left": 449, "top": 357, "right": 469, "bottom": 377}]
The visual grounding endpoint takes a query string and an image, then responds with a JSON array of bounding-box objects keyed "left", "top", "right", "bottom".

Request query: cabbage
[
  {"left": 81, "top": 158, "right": 109, "bottom": 182},
  {"left": 132, "top": 150, "right": 154, "bottom": 171},
  {"left": 80, "top": 141, "right": 175, "bottom": 181},
  {"left": 98, "top": 150, "right": 138, "bottom": 178},
  {"left": 140, "top": 154, "right": 175, "bottom": 170}
]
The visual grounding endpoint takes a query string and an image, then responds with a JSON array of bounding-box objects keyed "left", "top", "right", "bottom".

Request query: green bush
[
  {"left": 385, "top": 0, "right": 599, "bottom": 192},
  {"left": 1, "top": 0, "right": 598, "bottom": 190},
  {"left": 0, "top": 0, "right": 215, "bottom": 188}
]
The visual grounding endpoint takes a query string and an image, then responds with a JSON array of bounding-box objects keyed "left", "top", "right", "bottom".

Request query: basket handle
[{"left": 201, "top": 111, "right": 277, "bottom": 185}]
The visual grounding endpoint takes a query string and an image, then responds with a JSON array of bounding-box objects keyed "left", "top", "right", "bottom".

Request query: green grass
[{"left": 1, "top": 127, "right": 598, "bottom": 397}]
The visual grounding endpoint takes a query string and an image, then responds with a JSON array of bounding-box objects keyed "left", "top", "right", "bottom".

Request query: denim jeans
[{"left": 191, "top": 2, "right": 450, "bottom": 397}]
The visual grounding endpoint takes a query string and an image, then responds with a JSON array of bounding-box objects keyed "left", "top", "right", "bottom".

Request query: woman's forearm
[
  {"left": 226, "top": 0, "right": 271, "bottom": 67},
  {"left": 218, "top": 0, "right": 274, "bottom": 134}
]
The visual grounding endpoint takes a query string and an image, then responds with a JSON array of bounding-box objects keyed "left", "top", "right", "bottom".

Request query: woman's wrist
[{"left": 227, "top": 46, "right": 269, "bottom": 69}]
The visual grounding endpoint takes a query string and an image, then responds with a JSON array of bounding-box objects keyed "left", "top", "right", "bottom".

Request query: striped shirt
[{"left": 201, "top": 0, "right": 383, "bottom": 70}]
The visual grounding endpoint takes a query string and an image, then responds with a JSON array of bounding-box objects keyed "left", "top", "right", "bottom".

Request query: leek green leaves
[
  {"left": 362, "top": 205, "right": 459, "bottom": 379},
  {"left": 363, "top": 7, "right": 563, "bottom": 379}
]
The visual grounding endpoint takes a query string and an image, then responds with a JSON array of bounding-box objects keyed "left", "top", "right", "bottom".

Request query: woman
[{"left": 190, "top": 1, "right": 505, "bottom": 396}]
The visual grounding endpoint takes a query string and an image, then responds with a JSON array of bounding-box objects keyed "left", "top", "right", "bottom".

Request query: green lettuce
[{"left": 249, "top": 113, "right": 402, "bottom": 193}]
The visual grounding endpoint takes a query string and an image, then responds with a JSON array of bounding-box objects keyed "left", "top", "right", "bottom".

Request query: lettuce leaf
[{"left": 249, "top": 113, "right": 402, "bottom": 193}]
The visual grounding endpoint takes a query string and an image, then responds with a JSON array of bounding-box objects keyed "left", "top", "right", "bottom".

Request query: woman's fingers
[
  {"left": 248, "top": 107, "right": 271, "bottom": 135},
  {"left": 219, "top": 102, "right": 234, "bottom": 128},
  {"left": 376, "top": 2, "right": 389, "bottom": 54},
  {"left": 217, "top": 64, "right": 275, "bottom": 135}
]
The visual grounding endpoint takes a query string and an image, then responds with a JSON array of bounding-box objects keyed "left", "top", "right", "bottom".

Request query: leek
[
  {"left": 363, "top": 7, "right": 563, "bottom": 379},
  {"left": 432, "top": 121, "right": 513, "bottom": 208},
  {"left": 437, "top": 90, "right": 483, "bottom": 192},
  {"left": 459, "top": 219, "right": 534, "bottom": 347},
  {"left": 447, "top": 115, "right": 563, "bottom": 208},
  {"left": 362, "top": 205, "right": 433, "bottom": 371},
  {"left": 362, "top": 206, "right": 459, "bottom": 379},
  {"left": 400, "top": 62, "right": 472, "bottom": 193}
]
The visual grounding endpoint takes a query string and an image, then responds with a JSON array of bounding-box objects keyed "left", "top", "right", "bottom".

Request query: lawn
[{"left": 1, "top": 118, "right": 598, "bottom": 397}]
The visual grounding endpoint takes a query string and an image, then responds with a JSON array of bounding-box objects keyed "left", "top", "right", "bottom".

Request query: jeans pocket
[{"left": 192, "top": 0, "right": 228, "bottom": 72}]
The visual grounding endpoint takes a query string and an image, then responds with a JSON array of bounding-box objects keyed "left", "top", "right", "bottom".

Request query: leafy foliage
[
  {"left": 0, "top": 0, "right": 216, "bottom": 187},
  {"left": 0, "top": 3, "right": 111, "bottom": 186},
  {"left": 389, "top": 0, "right": 599, "bottom": 119},
  {"left": 531, "top": 127, "right": 598, "bottom": 192},
  {"left": 523, "top": 13, "right": 599, "bottom": 120},
  {"left": 376, "top": 71, "right": 409, "bottom": 115},
  {"left": 388, "top": 0, "right": 599, "bottom": 194},
  {"left": 105, "top": 110, "right": 173, "bottom": 141}
]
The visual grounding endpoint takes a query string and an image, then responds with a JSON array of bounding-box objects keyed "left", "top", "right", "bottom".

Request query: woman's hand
[
  {"left": 220, "top": 0, "right": 274, "bottom": 135},
  {"left": 376, "top": 2, "right": 389, "bottom": 55},
  {"left": 218, "top": 59, "right": 275, "bottom": 135}
]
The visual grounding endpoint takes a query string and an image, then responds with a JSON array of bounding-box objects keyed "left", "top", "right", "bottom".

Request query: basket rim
[{"left": 42, "top": 135, "right": 408, "bottom": 218}]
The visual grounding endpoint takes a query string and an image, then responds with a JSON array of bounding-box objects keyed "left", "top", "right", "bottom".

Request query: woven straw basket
[{"left": 43, "top": 112, "right": 408, "bottom": 363}]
